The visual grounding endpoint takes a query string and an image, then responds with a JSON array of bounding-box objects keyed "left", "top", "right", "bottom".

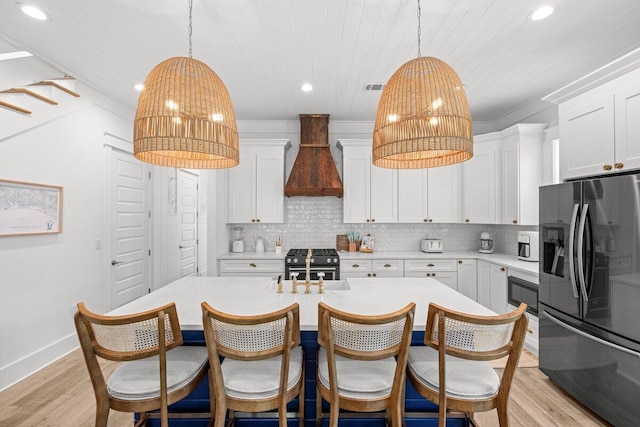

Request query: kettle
[{"left": 255, "top": 236, "right": 265, "bottom": 253}]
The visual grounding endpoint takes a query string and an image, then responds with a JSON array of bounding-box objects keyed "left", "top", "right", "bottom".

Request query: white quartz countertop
[
  {"left": 218, "top": 250, "right": 539, "bottom": 275},
  {"left": 108, "top": 276, "right": 494, "bottom": 331}
]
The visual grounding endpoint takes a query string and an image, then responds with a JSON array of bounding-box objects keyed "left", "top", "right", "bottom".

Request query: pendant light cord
[
  {"left": 417, "top": 0, "right": 422, "bottom": 58},
  {"left": 188, "top": 0, "right": 193, "bottom": 59}
]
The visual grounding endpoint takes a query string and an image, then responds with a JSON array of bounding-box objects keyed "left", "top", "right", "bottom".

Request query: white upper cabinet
[
  {"left": 547, "top": 63, "right": 640, "bottom": 180},
  {"left": 339, "top": 139, "right": 397, "bottom": 223},
  {"left": 614, "top": 83, "right": 640, "bottom": 172},
  {"left": 398, "top": 165, "right": 462, "bottom": 223},
  {"left": 462, "top": 134, "right": 501, "bottom": 224},
  {"left": 228, "top": 139, "right": 289, "bottom": 223},
  {"left": 560, "top": 96, "right": 615, "bottom": 180},
  {"left": 500, "top": 124, "right": 546, "bottom": 226}
]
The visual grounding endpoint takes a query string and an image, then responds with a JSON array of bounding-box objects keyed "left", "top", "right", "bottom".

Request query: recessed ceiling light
[
  {"left": 0, "top": 50, "right": 32, "bottom": 61},
  {"left": 18, "top": 3, "right": 49, "bottom": 21},
  {"left": 301, "top": 83, "right": 313, "bottom": 92},
  {"left": 530, "top": 6, "right": 554, "bottom": 21},
  {"left": 134, "top": 83, "right": 145, "bottom": 91}
]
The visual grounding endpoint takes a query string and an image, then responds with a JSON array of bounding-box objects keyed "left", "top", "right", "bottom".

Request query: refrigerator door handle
[
  {"left": 568, "top": 204, "right": 580, "bottom": 299},
  {"left": 577, "top": 204, "right": 589, "bottom": 301},
  {"left": 543, "top": 310, "right": 640, "bottom": 358}
]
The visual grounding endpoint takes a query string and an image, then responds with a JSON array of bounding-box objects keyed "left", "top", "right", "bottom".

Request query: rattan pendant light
[
  {"left": 372, "top": 0, "right": 472, "bottom": 169},
  {"left": 133, "top": 0, "right": 238, "bottom": 169}
]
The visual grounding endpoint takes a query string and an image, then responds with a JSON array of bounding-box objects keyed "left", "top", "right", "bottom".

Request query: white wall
[{"left": 0, "top": 76, "right": 134, "bottom": 390}]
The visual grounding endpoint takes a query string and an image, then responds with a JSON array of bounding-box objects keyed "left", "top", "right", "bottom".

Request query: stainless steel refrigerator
[{"left": 539, "top": 174, "right": 640, "bottom": 426}]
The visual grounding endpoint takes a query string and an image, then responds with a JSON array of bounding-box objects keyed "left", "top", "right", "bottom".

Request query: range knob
[
  {"left": 311, "top": 258, "right": 315, "bottom": 263},
  {"left": 333, "top": 258, "right": 338, "bottom": 263},
  {"left": 293, "top": 258, "right": 298, "bottom": 264},
  {"left": 287, "top": 258, "right": 291, "bottom": 263},
  {"left": 327, "top": 258, "right": 331, "bottom": 264}
]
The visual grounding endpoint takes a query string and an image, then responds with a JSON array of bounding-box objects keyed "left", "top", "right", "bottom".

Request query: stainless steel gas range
[{"left": 284, "top": 248, "right": 340, "bottom": 281}]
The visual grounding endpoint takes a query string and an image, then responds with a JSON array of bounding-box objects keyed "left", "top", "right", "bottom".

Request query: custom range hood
[{"left": 284, "top": 114, "right": 343, "bottom": 197}]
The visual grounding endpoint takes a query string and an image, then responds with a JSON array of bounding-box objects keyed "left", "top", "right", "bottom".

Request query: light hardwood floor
[{"left": 0, "top": 349, "right": 611, "bottom": 426}]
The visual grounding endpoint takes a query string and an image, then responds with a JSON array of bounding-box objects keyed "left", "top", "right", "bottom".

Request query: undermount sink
[{"left": 267, "top": 279, "right": 351, "bottom": 292}]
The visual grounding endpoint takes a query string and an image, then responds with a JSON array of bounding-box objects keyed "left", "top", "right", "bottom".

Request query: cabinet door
[
  {"left": 560, "top": 96, "right": 615, "bottom": 180},
  {"left": 501, "top": 139, "right": 519, "bottom": 225},
  {"left": 457, "top": 259, "right": 477, "bottom": 300},
  {"left": 427, "top": 164, "right": 461, "bottom": 223},
  {"left": 489, "top": 264, "right": 508, "bottom": 314},
  {"left": 228, "top": 152, "right": 256, "bottom": 223},
  {"left": 370, "top": 165, "right": 397, "bottom": 223},
  {"left": 477, "top": 260, "right": 491, "bottom": 308},
  {"left": 614, "top": 84, "right": 640, "bottom": 172},
  {"left": 398, "top": 169, "right": 427, "bottom": 223},
  {"left": 342, "top": 150, "right": 370, "bottom": 223},
  {"left": 462, "top": 141, "right": 499, "bottom": 224},
  {"left": 255, "top": 154, "right": 284, "bottom": 223}
]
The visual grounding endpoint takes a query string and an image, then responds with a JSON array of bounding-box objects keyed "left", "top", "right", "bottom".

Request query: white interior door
[
  {"left": 178, "top": 170, "right": 198, "bottom": 277},
  {"left": 110, "top": 150, "right": 150, "bottom": 307}
]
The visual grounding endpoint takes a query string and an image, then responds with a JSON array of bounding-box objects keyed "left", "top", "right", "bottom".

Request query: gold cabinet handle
[
  {"left": 372, "top": 273, "right": 377, "bottom": 277},
  {"left": 366, "top": 219, "right": 370, "bottom": 222},
  {"left": 384, "top": 263, "right": 391, "bottom": 268},
  {"left": 353, "top": 264, "right": 360, "bottom": 268},
  {"left": 367, "top": 273, "right": 372, "bottom": 277},
  {"left": 615, "top": 162, "right": 624, "bottom": 169},
  {"left": 458, "top": 260, "right": 463, "bottom": 264},
  {"left": 251, "top": 219, "right": 256, "bottom": 222},
  {"left": 465, "top": 219, "right": 470, "bottom": 223},
  {"left": 428, "top": 219, "right": 433, "bottom": 222},
  {"left": 512, "top": 219, "right": 518, "bottom": 224},
  {"left": 423, "top": 219, "right": 428, "bottom": 222},
  {"left": 527, "top": 328, "right": 533, "bottom": 334},
  {"left": 249, "top": 263, "right": 257, "bottom": 267},
  {"left": 371, "top": 218, "right": 375, "bottom": 222},
  {"left": 256, "top": 219, "right": 260, "bottom": 222},
  {"left": 603, "top": 164, "right": 613, "bottom": 171},
  {"left": 500, "top": 267, "right": 505, "bottom": 272},
  {"left": 427, "top": 263, "right": 434, "bottom": 267}
]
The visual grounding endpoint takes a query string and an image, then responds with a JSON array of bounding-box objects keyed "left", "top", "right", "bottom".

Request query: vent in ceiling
[{"left": 363, "top": 83, "right": 385, "bottom": 91}]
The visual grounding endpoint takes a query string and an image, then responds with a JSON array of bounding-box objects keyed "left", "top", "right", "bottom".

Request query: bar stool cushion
[
  {"left": 407, "top": 346, "right": 500, "bottom": 400},
  {"left": 222, "top": 346, "right": 304, "bottom": 400},
  {"left": 108, "top": 346, "right": 209, "bottom": 401},
  {"left": 317, "top": 348, "right": 396, "bottom": 399}
]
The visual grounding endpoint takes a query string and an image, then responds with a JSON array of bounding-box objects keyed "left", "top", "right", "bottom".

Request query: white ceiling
[{"left": 1, "top": 0, "right": 640, "bottom": 123}]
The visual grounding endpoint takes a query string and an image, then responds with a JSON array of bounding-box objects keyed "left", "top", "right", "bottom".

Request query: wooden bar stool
[
  {"left": 316, "top": 301, "right": 415, "bottom": 427},
  {"left": 407, "top": 302, "right": 528, "bottom": 426},
  {"left": 74, "top": 302, "right": 209, "bottom": 427},
  {"left": 201, "top": 302, "right": 304, "bottom": 427}
]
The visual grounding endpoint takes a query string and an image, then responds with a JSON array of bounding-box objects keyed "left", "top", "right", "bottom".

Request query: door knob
[{"left": 111, "top": 260, "right": 123, "bottom": 266}]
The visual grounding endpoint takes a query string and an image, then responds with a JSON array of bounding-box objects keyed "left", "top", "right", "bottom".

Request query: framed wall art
[{"left": 0, "top": 179, "right": 63, "bottom": 236}]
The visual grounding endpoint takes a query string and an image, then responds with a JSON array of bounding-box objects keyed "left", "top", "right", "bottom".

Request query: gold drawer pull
[
  {"left": 465, "top": 219, "right": 470, "bottom": 223},
  {"left": 512, "top": 219, "right": 518, "bottom": 224},
  {"left": 500, "top": 267, "right": 505, "bottom": 272},
  {"left": 603, "top": 164, "right": 613, "bottom": 171},
  {"left": 384, "top": 264, "right": 391, "bottom": 268},
  {"left": 615, "top": 162, "right": 624, "bottom": 169},
  {"left": 458, "top": 260, "right": 463, "bottom": 264},
  {"left": 527, "top": 328, "right": 533, "bottom": 334},
  {"left": 249, "top": 263, "right": 257, "bottom": 268},
  {"left": 352, "top": 263, "right": 360, "bottom": 268},
  {"left": 427, "top": 263, "right": 434, "bottom": 267}
]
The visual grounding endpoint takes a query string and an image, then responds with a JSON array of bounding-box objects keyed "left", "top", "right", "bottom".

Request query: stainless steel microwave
[{"left": 508, "top": 275, "right": 538, "bottom": 316}]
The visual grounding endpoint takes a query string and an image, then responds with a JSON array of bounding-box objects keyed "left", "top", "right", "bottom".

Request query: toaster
[{"left": 421, "top": 239, "right": 443, "bottom": 253}]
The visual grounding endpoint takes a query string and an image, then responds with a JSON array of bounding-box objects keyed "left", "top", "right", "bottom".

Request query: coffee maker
[{"left": 479, "top": 231, "right": 494, "bottom": 254}]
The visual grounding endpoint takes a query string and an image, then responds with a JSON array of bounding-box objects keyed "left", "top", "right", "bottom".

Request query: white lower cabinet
[
  {"left": 404, "top": 259, "right": 458, "bottom": 291},
  {"left": 456, "top": 259, "right": 477, "bottom": 300},
  {"left": 341, "top": 259, "right": 403, "bottom": 278},
  {"left": 219, "top": 259, "right": 283, "bottom": 278},
  {"left": 477, "top": 260, "right": 508, "bottom": 314},
  {"left": 509, "top": 303, "right": 539, "bottom": 355}
]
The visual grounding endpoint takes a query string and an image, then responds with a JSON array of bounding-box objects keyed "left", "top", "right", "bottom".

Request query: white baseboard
[{"left": 0, "top": 333, "right": 79, "bottom": 392}]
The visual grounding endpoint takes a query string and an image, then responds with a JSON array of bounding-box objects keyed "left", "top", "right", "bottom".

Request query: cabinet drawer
[
  {"left": 341, "top": 260, "right": 372, "bottom": 273},
  {"left": 404, "top": 259, "right": 457, "bottom": 272},
  {"left": 405, "top": 271, "right": 457, "bottom": 290},
  {"left": 371, "top": 260, "right": 404, "bottom": 274},
  {"left": 219, "top": 259, "right": 283, "bottom": 274}
]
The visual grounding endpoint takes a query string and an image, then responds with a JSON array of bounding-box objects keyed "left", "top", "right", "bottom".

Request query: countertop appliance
[
  {"left": 285, "top": 248, "right": 340, "bottom": 281},
  {"left": 539, "top": 174, "right": 640, "bottom": 426},
  {"left": 255, "top": 236, "right": 265, "bottom": 253},
  {"left": 518, "top": 231, "right": 539, "bottom": 261},
  {"left": 421, "top": 238, "right": 443, "bottom": 253},
  {"left": 232, "top": 227, "right": 244, "bottom": 253},
  {"left": 479, "top": 231, "right": 494, "bottom": 254}
]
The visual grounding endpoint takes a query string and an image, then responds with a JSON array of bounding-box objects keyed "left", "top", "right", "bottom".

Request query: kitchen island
[{"left": 109, "top": 276, "right": 494, "bottom": 426}]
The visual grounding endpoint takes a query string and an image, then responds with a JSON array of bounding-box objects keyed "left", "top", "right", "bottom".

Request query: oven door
[
  {"left": 285, "top": 266, "right": 339, "bottom": 281},
  {"left": 508, "top": 275, "right": 538, "bottom": 316}
]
